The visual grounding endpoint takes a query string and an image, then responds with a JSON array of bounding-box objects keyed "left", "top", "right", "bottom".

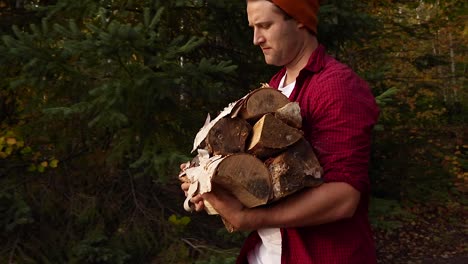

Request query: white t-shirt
[
  {"left": 278, "top": 73, "right": 295, "bottom": 98},
  {"left": 247, "top": 73, "right": 295, "bottom": 264}
]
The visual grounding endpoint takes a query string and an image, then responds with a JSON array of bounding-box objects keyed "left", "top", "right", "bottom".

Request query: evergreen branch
[{"left": 116, "top": 53, "right": 134, "bottom": 83}]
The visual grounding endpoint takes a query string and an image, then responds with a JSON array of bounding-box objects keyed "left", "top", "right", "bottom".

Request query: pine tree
[{"left": 1, "top": 0, "right": 239, "bottom": 262}]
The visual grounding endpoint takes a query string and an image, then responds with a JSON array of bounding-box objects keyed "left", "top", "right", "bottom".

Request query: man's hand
[
  {"left": 180, "top": 163, "right": 205, "bottom": 212},
  {"left": 181, "top": 182, "right": 205, "bottom": 212},
  {"left": 202, "top": 185, "right": 254, "bottom": 231}
]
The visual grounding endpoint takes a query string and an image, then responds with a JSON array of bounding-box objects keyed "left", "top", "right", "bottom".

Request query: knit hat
[{"left": 271, "top": 0, "right": 320, "bottom": 34}]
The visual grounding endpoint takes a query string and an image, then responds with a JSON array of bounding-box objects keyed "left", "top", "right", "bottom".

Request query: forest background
[{"left": 0, "top": 0, "right": 466, "bottom": 263}]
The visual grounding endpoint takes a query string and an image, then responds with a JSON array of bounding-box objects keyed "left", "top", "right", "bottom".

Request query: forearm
[{"left": 244, "top": 182, "right": 361, "bottom": 230}]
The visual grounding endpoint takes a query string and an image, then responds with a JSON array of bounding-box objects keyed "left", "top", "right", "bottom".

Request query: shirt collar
[
  {"left": 268, "top": 44, "right": 327, "bottom": 89},
  {"left": 302, "top": 44, "right": 327, "bottom": 73}
]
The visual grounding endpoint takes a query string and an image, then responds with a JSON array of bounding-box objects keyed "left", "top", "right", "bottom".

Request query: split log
[
  {"left": 181, "top": 152, "right": 271, "bottom": 214},
  {"left": 205, "top": 117, "right": 251, "bottom": 156},
  {"left": 212, "top": 153, "right": 271, "bottom": 208},
  {"left": 231, "top": 88, "right": 290, "bottom": 120},
  {"left": 266, "top": 138, "right": 323, "bottom": 201},
  {"left": 275, "top": 102, "right": 302, "bottom": 129},
  {"left": 247, "top": 113, "right": 303, "bottom": 159},
  {"left": 192, "top": 100, "right": 241, "bottom": 152}
]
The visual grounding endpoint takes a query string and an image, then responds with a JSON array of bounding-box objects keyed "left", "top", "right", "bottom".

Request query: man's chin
[
  {"left": 264, "top": 57, "right": 281, "bottom": 66},
  {"left": 265, "top": 60, "right": 282, "bottom": 67}
]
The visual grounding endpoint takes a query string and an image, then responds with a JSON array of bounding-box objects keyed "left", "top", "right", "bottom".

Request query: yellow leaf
[
  {"left": 6, "top": 138, "right": 16, "bottom": 145},
  {"left": 40, "top": 161, "right": 48, "bottom": 167},
  {"left": 50, "top": 159, "right": 59, "bottom": 168},
  {"left": 168, "top": 214, "right": 178, "bottom": 224}
]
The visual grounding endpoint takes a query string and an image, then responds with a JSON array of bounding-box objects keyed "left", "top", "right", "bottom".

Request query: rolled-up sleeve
[{"left": 302, "top": 68, "right": 380, "bottom": 194}]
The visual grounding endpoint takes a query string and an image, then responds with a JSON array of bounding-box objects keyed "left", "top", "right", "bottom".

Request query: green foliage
[
  {"left": 195, "top": 255, "right": 237, "bottom": 264},
  {"left": 375, "top": 87, "right": 399, "bottom": 108},
  {"left": 318, "top": 1, "right": 379, "bottom": 54},
  {"left": 0, "top": 191, "right": 34, "bottom": 233},
  {"left": 1, "top": 1, "right": 241, "bottom": 184},
  {"left": 70, "top": 234, "right": 130, "bottom": 264},
  {"left": 369, "top": 197, "right": 416, "bottom": 231},
  {"left": 215, "top": 227, "right": 249, "bottom": 246},
  {"left": 168, "top": 214, "right": 191, "bottom": 235},
  {"left": 363, "top": 0, "right": 466, "bottom": 205},
  {"left": 1, "top": 1, "right": 239, "bottom": 262}
]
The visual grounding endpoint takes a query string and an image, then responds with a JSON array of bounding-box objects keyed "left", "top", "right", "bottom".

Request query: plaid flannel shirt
[{"left": 237, "top": 44, "right": 379, "bottom": 264}]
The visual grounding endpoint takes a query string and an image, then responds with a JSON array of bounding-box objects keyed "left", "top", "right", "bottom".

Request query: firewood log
[
  {"left": 184, "top": 86, "right": 324, "bottom": 232},
  {"left": 247, "top": 113, "right": 303, "bottom": 159},
  {"left": 212, "top": 153, "right": 271, "bottom": 208},
  {"left": 205, "top": 117, "right": 251, "bottom": 155},
  {"left": 275, "top": 102, "right": 302, "bottom": 129},
  {"left": 231, "top": 88, "right": 290, "bottom": 120},
  {"left": 181, "top": 152, "right": 271, "bottom": 213},
  {"left": 265, "top": 138, "right": 323, "bottom": 201}
]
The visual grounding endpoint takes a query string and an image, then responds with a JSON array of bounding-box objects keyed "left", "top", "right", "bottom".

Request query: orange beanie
[{"left": 271, "top": 0, "right": 320, "bottom": 34}]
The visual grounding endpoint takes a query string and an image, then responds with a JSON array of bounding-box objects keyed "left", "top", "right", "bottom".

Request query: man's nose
[{"left": 253, "top": 30, "right": 265, "bottom": 45}]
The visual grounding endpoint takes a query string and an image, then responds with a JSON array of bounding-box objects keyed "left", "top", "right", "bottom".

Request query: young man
[{"left": 182, "top": 0, "right": 379, "bottom": 263}]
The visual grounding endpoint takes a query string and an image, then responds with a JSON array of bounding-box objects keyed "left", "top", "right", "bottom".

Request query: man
[{"left": 181, "top": 0, "right": 379, "bottom": 263}]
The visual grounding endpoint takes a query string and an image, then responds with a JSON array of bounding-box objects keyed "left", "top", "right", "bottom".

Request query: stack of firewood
[{"left": 180, "top": 85, "right": 323, "bottom": 224}]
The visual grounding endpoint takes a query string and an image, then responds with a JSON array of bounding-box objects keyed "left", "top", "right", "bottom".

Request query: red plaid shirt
[{"left": 237, "top": 45, "right": 379, "bottom": 264}]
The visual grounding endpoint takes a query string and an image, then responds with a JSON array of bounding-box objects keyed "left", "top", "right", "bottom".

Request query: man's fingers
[
  {"left": 194, "top": 200, "right": 205, "bottom": 212},
  {"left": 180, "top": 161, "right": 189, "bottom": 170},
  {"left": 191, "top": 194, "right": 203, "bottom": 203},
  {"left": 181, "top": 182, "right": 190, "bottom": 195},
  {"left": 202, "top": 187, "right": 229, "bottom": 202},
  {"left": 189, "top": 194, "right": 205, "bottom": 212}
]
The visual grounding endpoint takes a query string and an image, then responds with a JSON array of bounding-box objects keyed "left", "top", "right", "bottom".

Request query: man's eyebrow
[{"left": 249, "top": 21, "right": 271, "bottom": 27}]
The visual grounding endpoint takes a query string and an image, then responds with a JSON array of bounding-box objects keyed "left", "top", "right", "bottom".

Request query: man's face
[{"left": 247, "top": 0, "right": 302, "bottom": 66}]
